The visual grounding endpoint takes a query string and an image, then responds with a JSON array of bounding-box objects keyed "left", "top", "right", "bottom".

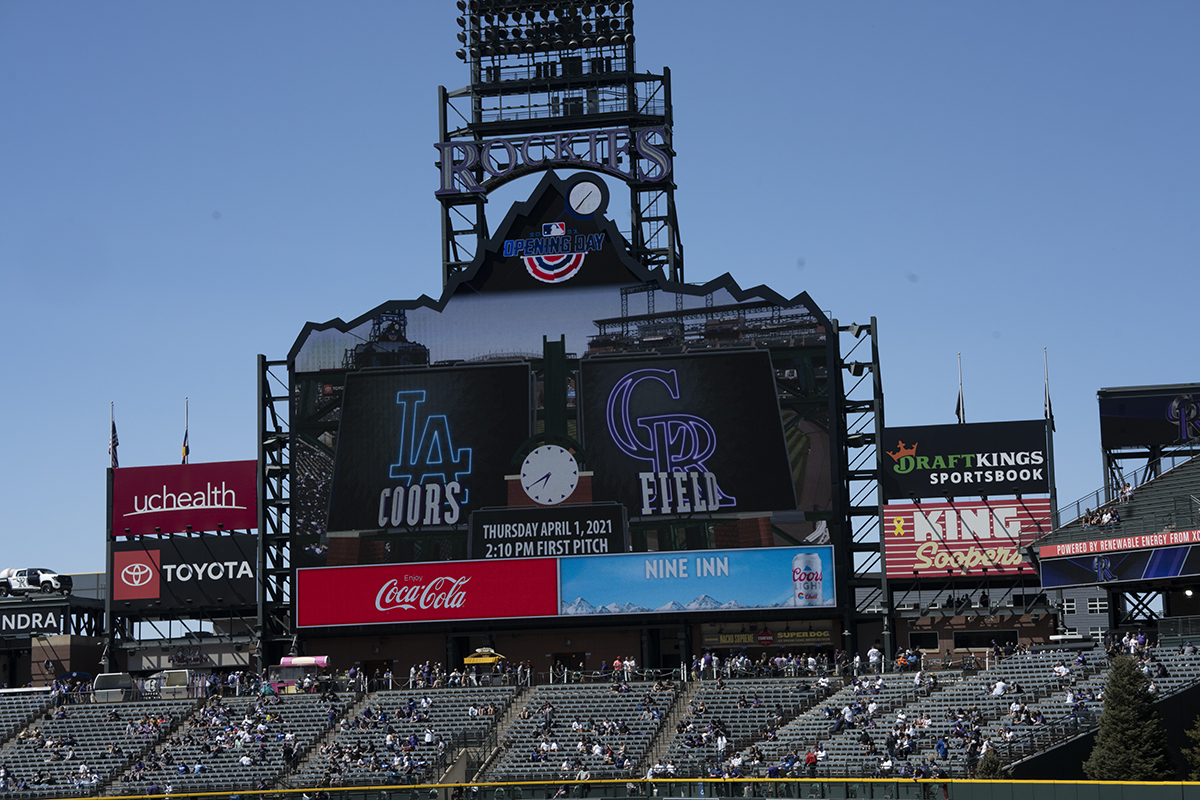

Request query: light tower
[{"left": 437, "top": 0, "right": 683, "bottom": 286}]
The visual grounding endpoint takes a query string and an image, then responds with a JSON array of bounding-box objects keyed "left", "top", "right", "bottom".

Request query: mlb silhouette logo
[
  {"left": 543, "top": 222, "right": 566, "bottom": 237},
  {"left": 114, "top": 550, "right": 160, "bottom": 601}
]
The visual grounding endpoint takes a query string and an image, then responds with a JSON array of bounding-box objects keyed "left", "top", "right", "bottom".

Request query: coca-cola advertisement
[
  {"left": 111, "top": 460, "right": 258, "bottom": 537},
  {"left": 881, "top": 498, "right": 1051, "bottom": 579},
  {"left": 296, "top": 559, "right": 559, "bottom": 627}
]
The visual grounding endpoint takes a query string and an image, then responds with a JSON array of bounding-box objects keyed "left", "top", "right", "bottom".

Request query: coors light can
[{"left": 792, "top": 552, "right": 823, "bottom": 607}]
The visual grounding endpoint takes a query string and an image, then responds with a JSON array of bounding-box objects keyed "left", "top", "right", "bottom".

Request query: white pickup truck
[{"left": 0, "top": 568, "right": 72, "bottom": 596}]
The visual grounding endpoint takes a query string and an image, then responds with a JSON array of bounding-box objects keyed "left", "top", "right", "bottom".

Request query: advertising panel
[
  {"left": 882, "top": 498, "right": 1050, "bottom": 578},
  {"left": 579, "top": 351, "right": 797, "bottom": 517},
  {"left": 111, "top": 461, "right": 257, "bottom": 537},
  {"left": 326, "top": 364, "right": 533, "bottom": 532},
  {"left": 881, "top": 421, "right": 1049, "bottom": 500},
  {"left": 0, "top": 604, "right": 67, "bottom": 636},
  {"left": 698, "top": 628, "right": 833, "bottom": 649},
  {"left": 1040, "top": 534, "right": 1200, "bottom": 589},
  {"left": 296, "top": 559, "right": 560, "bottom": 627},
  {"left": 112, "top": 534, "right": 257, "bottom": 610},
  {"left": 559, "top": 546, "right": 835, "bottom": 614},
  {"left": 1039, "top": 530, "right": 1200, "bottom": 559},
  {"left": 296, "top": 545, "right": 835, "bottom": 627},
  {"left": 468, "top": 504, "right": 627, "bottom": 559},
  {"left": 1099, "top": 385, "right": 1200, "bottom": 449}
]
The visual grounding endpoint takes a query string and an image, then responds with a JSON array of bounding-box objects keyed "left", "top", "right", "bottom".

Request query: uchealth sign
[
  {"left": 882, "top": 498, "right": 1051, "bottom": 578},
  {"left": 112, "top": 460, "right": 257, "bottom": 536},
  {"left": 113, "top": 534, "right": 257, "bottom": 610},
  {"left": 881, "top": 420, "right": 1050, "bottom": 500},
  {"left": 296, "top": 560, "right": 559, "bottom": 627}
]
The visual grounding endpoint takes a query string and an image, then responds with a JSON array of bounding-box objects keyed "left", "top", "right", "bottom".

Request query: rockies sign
[{"left": 112, "top": 534, "right": 257, "bottom": 610}]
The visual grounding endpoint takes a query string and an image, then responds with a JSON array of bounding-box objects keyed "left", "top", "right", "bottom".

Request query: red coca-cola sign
[
  {"left": 296, "top": 559, "right": 559, "bottom": 627},
  {"left": 757, "top": 629, "right": 774, "bottom": 647},
  {"left": 111, "top": 461, "right": 258, "bottom": 537}
]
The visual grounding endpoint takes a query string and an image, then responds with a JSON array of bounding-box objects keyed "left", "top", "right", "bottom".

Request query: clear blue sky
[{"left": 1, "top": 2, "right": 1197, "bottom": 573}]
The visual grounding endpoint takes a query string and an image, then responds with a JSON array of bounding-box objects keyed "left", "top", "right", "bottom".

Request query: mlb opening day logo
[{"left": 504, "top": 222, "right": 606, "bottom": 284}]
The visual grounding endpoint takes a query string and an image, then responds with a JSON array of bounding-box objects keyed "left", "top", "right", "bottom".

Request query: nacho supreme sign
[
  {"left": 883, "top": 498, "right": 1051, "bottom": 578},
  {"left": 112, "top": 461, "right": 258, "bottom": 537}
]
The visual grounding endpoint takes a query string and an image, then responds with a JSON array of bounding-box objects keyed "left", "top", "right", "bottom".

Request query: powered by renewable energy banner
[{"left": 295, "top": 545, "right": 836, "bottom": 627}]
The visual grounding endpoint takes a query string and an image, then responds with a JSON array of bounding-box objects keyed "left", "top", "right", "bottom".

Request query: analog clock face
[
  {"left": 568, "top": 180, "right": 604, "bottom": 216},
  {"left": 520, "top": 444, "right": 579, "bottom": 505}
]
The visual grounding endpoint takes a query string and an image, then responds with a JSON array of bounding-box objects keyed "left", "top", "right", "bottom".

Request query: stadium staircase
[
  {"left": 461, "top": 685, "right": 529, "bottom": 782},
  {"left": 640, "top": 677, "right": 700, "bottom": 770},
  {"left": 279, "top": 689, "right": 368, "bottom": 787}
]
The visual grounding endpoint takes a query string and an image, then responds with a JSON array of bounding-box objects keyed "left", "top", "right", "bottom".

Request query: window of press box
[
  {"left": 952, "top": 630, "right": 1018, "bottom": 650},
  {"left": 908, "top": 632, "right": 939, "bottom": 651}
]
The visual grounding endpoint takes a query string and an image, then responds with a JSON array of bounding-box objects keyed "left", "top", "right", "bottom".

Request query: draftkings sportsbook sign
[{"left": 881, "top": 420, "right": 1050, "bottom": 500}]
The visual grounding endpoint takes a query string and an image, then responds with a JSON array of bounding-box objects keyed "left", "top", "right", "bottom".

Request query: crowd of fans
[{"left": 1081, "top": 506, "right": 1122, "bottom": 529}]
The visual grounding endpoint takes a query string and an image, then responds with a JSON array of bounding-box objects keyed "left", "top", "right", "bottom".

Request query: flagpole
[
  {"left": 183, "top": 396, "right": 189, "bottom": 465},
  {"left": 956, "top": 353, "right": 965, "bottom": 424},
  {"left": 1045, "top": 347, "right": 1059, "bottom": 529}
]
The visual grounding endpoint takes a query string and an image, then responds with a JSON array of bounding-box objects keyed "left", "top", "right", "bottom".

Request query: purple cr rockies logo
[{"left": 605, "top": 368, "right": 735, "bottom": 515}]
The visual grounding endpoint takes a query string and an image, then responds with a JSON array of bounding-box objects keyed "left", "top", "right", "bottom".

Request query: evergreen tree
[
  {"left": 977, "top": 748, "right": 1007, "bottom": 779},
  {"left": 1184, "top": 714, "right": 1200, "bottom": 780},
  {"left": 1083, "top": 655, "right": 1174, "bottom": 780}
]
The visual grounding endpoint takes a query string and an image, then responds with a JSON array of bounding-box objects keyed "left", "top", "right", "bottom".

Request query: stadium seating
[
  {"left": 112, "top": 691, "right": 334, "bottom": 794},
  {"left": 483, "top": 682, "right": 675, "bottom": 782},
  {"left": 292, "top": 685, "right": 519, "bottom": 788},
  {"left": 0, "top": 696, "right": 197, "bottom": 796}
]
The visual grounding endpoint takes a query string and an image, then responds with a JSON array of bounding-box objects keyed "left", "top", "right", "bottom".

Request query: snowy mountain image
[
  {"left": 601, "top": 602, "right": 647, "bottom": 614},
  {"left": 560, "top": 597, "right": 599, "bottom": 615},
  {"left": 684, "top": 594, "right": 724, "bottom": 610},
  {"left": 560, "top": 594, "right": 783, "bottom": 617}
]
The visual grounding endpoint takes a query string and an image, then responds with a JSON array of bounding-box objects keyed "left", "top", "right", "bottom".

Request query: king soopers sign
[{"left": 436, "top": 126, "right": 672, "bottom": 196}]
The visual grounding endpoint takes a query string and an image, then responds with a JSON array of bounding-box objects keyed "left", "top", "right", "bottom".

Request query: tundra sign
[
  {"left": 112, "top": 534, "right": 256, "bottom": 610},
  {"left": 0, "top": 604, "right": 67, "bottom": 636}
]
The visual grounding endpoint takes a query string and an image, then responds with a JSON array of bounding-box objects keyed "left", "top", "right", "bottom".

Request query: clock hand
[{"left": 532, "top": 472, "right": 552, "bottom": 488}]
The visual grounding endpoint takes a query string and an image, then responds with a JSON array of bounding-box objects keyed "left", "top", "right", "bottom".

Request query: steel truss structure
[
  {"left": 439, "top": 1, "right": 682, "bottom": 285},
  {"left": 833, "top": 318, "right": 891, "bottom": 657},
  {"left": 257, "top": 355, "right": 293, "bottom": 671}
]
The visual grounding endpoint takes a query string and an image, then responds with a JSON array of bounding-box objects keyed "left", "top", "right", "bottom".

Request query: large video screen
[
  {"left": 1040, "top": 529, "right": 1200, "bottom": 589},
  {"left": 1099, "top": 385, "right": 1200, "bottom": 449},
  {"left": 579, "top": 351, "right": 797, "bottom": 517},
  {"left": 326, "top": 364, "right": 533, "bottom": 532},
  {"left": 289, "top": 172, "right": 837, "bottom": 567}
]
